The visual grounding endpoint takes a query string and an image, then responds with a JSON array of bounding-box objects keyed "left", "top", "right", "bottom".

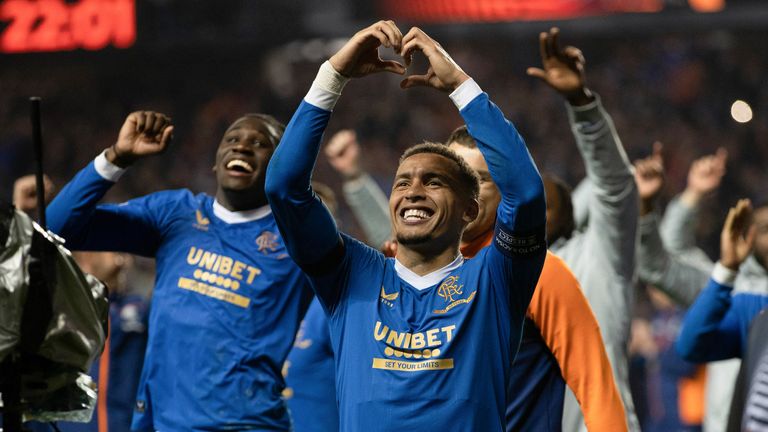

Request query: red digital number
[{"left": 0, "top": 0, "right": 135, "bottom": 53}]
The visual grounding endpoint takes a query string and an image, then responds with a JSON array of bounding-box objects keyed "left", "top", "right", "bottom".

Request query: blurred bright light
[{"left": 731, "top": 100, "right": 753, "bottom": 124}]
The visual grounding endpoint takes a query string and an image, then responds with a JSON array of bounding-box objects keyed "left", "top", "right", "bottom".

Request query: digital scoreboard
[{"left": 0, "top": 0, "right": 135, "bottom": 53}]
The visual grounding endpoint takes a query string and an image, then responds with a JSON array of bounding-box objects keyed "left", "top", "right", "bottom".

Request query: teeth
[
  {"left": 226, "top": 159, "right": 253, "bottom": 172},
  {"left": 403, "top": 209, "right": 430, "bottom": 221}
]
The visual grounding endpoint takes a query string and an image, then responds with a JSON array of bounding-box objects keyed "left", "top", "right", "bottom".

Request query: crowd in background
[{"left": 2, "top": 28, "right": 767, "bottom": 431}]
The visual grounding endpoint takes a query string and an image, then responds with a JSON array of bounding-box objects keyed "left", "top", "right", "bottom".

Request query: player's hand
[
  {"left": 329, "top": 20, "right": 406, "bottom": 78},
  {"left": 324, "top": 129, "right": 362, "bottom": 179},
  {"left": 399, "top": 27, "right": 470, "bottom": 92},
  {"left": 719, "top": 199, "right": 756, "bottom": 271},
  {"left": 13, "top": 174, "right": 55, "bottom": 214},
  {"left": 681, "top": 148, "right": 728, "bottom": 207},
  {"left": 634, "top": 142, "right": 665, "bottom": 216},
  {"left": 527, "top": 28, "right": 593, "bottom": 106},
  {"left": 106, "top": 111, "right": 174, "bottom": 167}
]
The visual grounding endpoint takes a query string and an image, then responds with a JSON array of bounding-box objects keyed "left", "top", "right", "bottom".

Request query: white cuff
[
  {"left": 712, "top": 262, "right": 738, "bottom": 286},
  {"left": 94, "top": 150, "right": 126, "bottom": 182},
  {"left": 449, "top": 78, "right": 482, "bottom": 111},
  {"left": 304, "top": 61, "right": 350, "bottom": 111}
]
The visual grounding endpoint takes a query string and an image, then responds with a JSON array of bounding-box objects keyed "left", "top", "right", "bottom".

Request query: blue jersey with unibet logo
[
  {"left": 47, "top": 165, "right": 312, "bottom": 431},
  {"left": 266, "top": 80, "right": 547, "bottom": 431}
]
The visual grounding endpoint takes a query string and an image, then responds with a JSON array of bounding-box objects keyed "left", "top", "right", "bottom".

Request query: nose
[
  {"left": 405, "top": 181, "right": 426, "bottom": 201},
  {"left": 231, "top": 142, "right": 255, "bottom": 155}
]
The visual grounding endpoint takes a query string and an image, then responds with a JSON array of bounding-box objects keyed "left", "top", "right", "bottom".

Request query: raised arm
[
  {"left": 676, "top": 199, "right": 757, "bottom": 361},
  {"left": 660, "top": 149, "right": 727, "bottom": 254},
  {"left": 529, "top": 28, "right": 636, "bottom": 272},
  {"left": 47, "top": 112, "right": 173, "bottom": 256},
  {"left": 324, "top": 129, "right": 392, "bottom": 248},
  {"left": 634, "top": 145, "right": 710, "bottom": 305},
  {"left": 265, "top": 21, "right": 405, "bottom": 280}
]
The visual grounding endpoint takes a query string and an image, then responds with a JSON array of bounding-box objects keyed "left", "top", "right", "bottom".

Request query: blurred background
[{"left": 1, "top": 1, "right": 767, "bottom": 430}]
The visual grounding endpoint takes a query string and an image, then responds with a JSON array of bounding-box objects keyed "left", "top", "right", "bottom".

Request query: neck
[
  {"left": 395, "top": 243, "right": 461, "bottom": 276},
  {"left": 215, "top": 188, "right": 268, "bottom": 211}
]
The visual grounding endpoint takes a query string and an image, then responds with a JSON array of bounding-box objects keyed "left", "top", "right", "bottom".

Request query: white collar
[
  {"left": 394, "top": 254, "right": 464, "bottom": 290},
  {"left": 212, "top": 200, "right": 272, "bottom": 224}
]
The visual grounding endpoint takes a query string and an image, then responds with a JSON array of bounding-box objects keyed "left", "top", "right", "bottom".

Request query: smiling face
[
  {"left": 389, "top": 152, "right": 478, "bottom": 253},
  {"left": 214, "top": 116, "right": 279, "bottom": 199},
  {"left": 448, "top": 143, "right": 501, "bottom": 244}
]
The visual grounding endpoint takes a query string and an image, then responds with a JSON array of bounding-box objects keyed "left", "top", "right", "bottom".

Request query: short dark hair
[
  {"left": 399, "top": 142, "right": 480, "bottom": 200},
  {"left": 542, "top": 173, "right": 575, "bottom": 239},
  {"left": 445, "top": 125, "right": 477, "bottom": 149},
  {"left": 239, "top": 113, "right": 286, "bottom": 147}
]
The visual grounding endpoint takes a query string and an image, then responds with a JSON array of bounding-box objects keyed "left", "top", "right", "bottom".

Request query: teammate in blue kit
[
  {"left": 46, "top": 111, "right": 312, "bottom": 430},
  {"left": 266, "top": 20, "right": 546, "bottom": 431}
]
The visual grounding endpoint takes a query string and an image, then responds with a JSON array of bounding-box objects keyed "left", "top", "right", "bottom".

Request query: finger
[
  {"left": 745, "top": 225, "right": 757, "bottom": 250},
  {"left": 652, "top": 141, "right": 664, "bottom": 164},
  {"left": 563, "top": 46, "right": 585, "bottom": 66},
  {"left": 159, "top": 125, "right": 174, "bottom": 147},
  {"left": 401, "top": 38, "right": 426, "bottom": 66},
  {"left": 368, "top": 28, "right": 390, "bottom": 48},
  {"left": 144, "top": 111, "right": 159, "bottom": 134},
  {"left": 714, "top": 147, "right": 728, "bottom": 171},
  {"left": 376, "top": 59, "right": 406, "bottom": 75},
  {"left": 132, "top": 112, "right": 146, "bottom": 133},
  {"left": 377, "top": 21, "right": 401, "bottom": 50},
  {"left": 526, "top": 67, "right": 548, "bottom": 82},
  {"left": 385, "top": 20, "right": 403, "bottom": 50},
  {"left": 538, "top": 32, "right": 549, "bottom": 62},
  {"left": 549, "top": 27, "right": 561, "bottom": 58},
  {"left": 400, "top": 74, "right": 431, "bottom": 89},
  {"left": 723, "top": 206, "right": 737, "bottom": 237}
]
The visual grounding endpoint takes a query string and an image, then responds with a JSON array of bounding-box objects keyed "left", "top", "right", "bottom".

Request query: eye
[
  {"left": 226, "top": 136, "right": 238, "bottom": 143},
  {"left": 395, "top": 180, "right": 409, "bottom": 188},
  {"left": 426, "top": 180, "right": 443, "bottom": 187}
]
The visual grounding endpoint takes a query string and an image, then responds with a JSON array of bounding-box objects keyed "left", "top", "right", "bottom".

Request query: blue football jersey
[
  {"left": 283, "top": 298, "right": 338, "bottom": 432},
  {"left": 47, "top": 164, "right": 312, "bottom": 431}
]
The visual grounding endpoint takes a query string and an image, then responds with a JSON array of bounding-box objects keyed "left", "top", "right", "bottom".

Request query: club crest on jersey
[
  {"left": 437, "top": 276, "right": 463, "bottom": 302},
  {"left": 380, "top": 286, "right": 399, "bottom": 307},
  {"left": 434, "top": 276, "right": 476, "bottom": 314},
  {"left": 193, "top": 210, "right": 210, "bottom": 231},
  {"left": 135, "top": 399, "right": 146, "bottom": 413},
  {"left": 256, "top": 231, "right": 279, "bottom": 254}
]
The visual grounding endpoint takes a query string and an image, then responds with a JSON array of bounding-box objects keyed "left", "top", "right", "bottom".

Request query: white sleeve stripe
[
  {"left": 712, "top": 261, "right": 738, "bottom": 286},
  {"left": 449, "top": 78, "right": 483, "bottom": 111},
  {"left": 94, "top": 150, "right": 126, "bottom": 182}
]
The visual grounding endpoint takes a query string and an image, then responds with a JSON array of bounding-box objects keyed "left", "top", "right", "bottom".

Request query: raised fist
[
  {"left": 682, "top": 148, "right": 727, "bottom": 207},
  {"left": 324, "top": 129, "right": 362, "bottom": 179},
  {"left": 13, "top": 174, "right": 54, "bottom": 214},
  {"left": 106, "top": 111, "right": 174, "bottom": 167}
]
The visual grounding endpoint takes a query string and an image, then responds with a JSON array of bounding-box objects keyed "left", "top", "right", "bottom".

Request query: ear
[{"left": 462, "top": 198, "right": 479, "bottom": 224}]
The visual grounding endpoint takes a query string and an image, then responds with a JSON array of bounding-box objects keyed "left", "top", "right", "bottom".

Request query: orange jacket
[{"left": 461, "top": 231, "right": 628, "bottom": 431}]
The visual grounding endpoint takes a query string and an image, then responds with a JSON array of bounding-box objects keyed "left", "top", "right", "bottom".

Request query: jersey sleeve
[
  {"left": 637, "top": 212, "right": 710, "bottom": 306},
  {"left": 265, "top": 62, "right": 353, "bottom": 310},
  {"left": 569, "top": 96, "right": 638, "bottom": 282},
  {"left": 528, "top": 253, "right": 628, "bottom": 432},
  {"left": 456, "top": 80, "right": 547, "bottom": 319},
  {"left": 46, "top": 158, "right": 165, "bottom": 256},
  {"left": 676, "top": 268, "right": 744, "bottom": 362}
]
